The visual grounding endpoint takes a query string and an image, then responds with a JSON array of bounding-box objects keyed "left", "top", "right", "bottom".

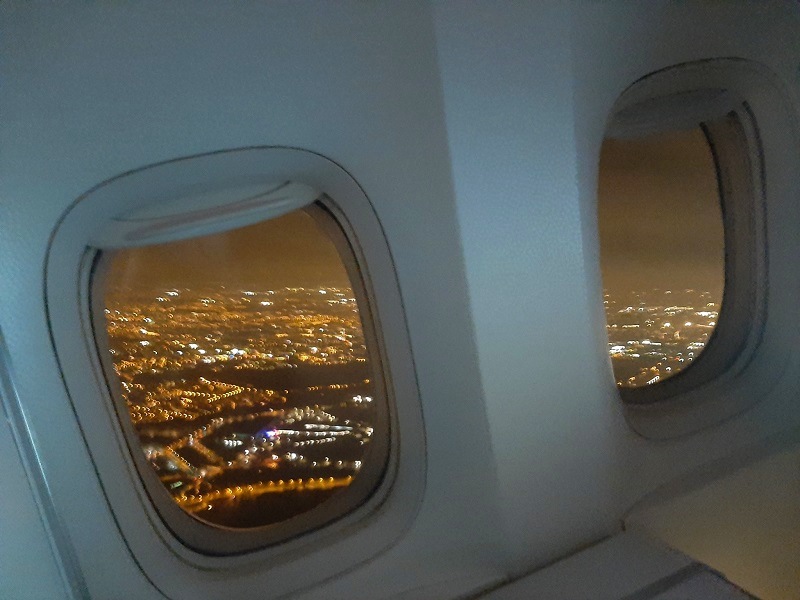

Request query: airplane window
[
  {"left": 598, "top": 127, "right": 724, "bottom": 390},
  {"left": 97, "top": 204, "right": 388, "bottom": 531}
]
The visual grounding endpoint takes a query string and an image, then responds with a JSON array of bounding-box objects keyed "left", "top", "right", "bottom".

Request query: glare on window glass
[
  {"left": 598, "top": 127, "right": 724, "bottom": 389},
  {"left": 101, "top": 207, "right": 383, "bottom": 529}
]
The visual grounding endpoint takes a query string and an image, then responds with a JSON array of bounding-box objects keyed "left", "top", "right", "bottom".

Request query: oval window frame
[
  {"left": 44, "top": 147, "right": 426, "bottom": 597},
  {"left": 599, "top": 59, "right": 795, "bottom": 438}
]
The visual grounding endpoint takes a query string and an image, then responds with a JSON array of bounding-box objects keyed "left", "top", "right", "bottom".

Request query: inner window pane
[
  {"left": 598, "top": 127, "right": 724, "bottom": 389},
  {"left": 100, "top": 207, "right": 384, "bottom": 529}
]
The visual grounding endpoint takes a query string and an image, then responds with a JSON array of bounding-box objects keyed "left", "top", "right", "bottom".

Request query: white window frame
[
  {"left": 602, "top": 59, "right": 797, "bottom": 438},
  {"left": 44, "top": 147, "right": 425, "bottom": 597}
]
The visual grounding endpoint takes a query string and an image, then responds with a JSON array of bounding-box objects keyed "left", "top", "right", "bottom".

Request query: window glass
[
  {"left": 598, "top": 128, "right": 724, "bottom": 389},
  {"left": 100, "top": 206, "right": 385, "bottom": 529}
]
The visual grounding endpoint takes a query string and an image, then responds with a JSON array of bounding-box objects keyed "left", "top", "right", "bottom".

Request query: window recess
[{"left": 598, "top": 61, "right": 768, "bottom": 436}]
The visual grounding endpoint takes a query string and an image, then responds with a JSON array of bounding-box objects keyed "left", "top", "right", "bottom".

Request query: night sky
[
  {"left": 106, "top": 209, "right": 352, "bottom": 291},
  {"left": 598, "top": 127, "right": 724, "bottom": 295}
]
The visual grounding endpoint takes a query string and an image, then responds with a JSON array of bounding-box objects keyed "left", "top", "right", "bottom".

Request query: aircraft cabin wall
[
  {"left": 1, "top": 2, "right": 798, "bottom": 599},
  {"left": 436, "top": 0, "right": 800, "bottom": 580}
]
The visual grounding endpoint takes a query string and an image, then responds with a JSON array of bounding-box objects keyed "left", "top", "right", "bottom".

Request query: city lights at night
[{"left": 102, "top": 210, "right": 381, "bottom": 529}]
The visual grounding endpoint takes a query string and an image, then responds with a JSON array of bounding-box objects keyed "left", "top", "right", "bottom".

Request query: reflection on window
[
  {"left": 598, "top": 128, "right": 724, "bottom": 389},
  {"left": 100, "top": 207, "right": 384, "bottom": 529}
]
